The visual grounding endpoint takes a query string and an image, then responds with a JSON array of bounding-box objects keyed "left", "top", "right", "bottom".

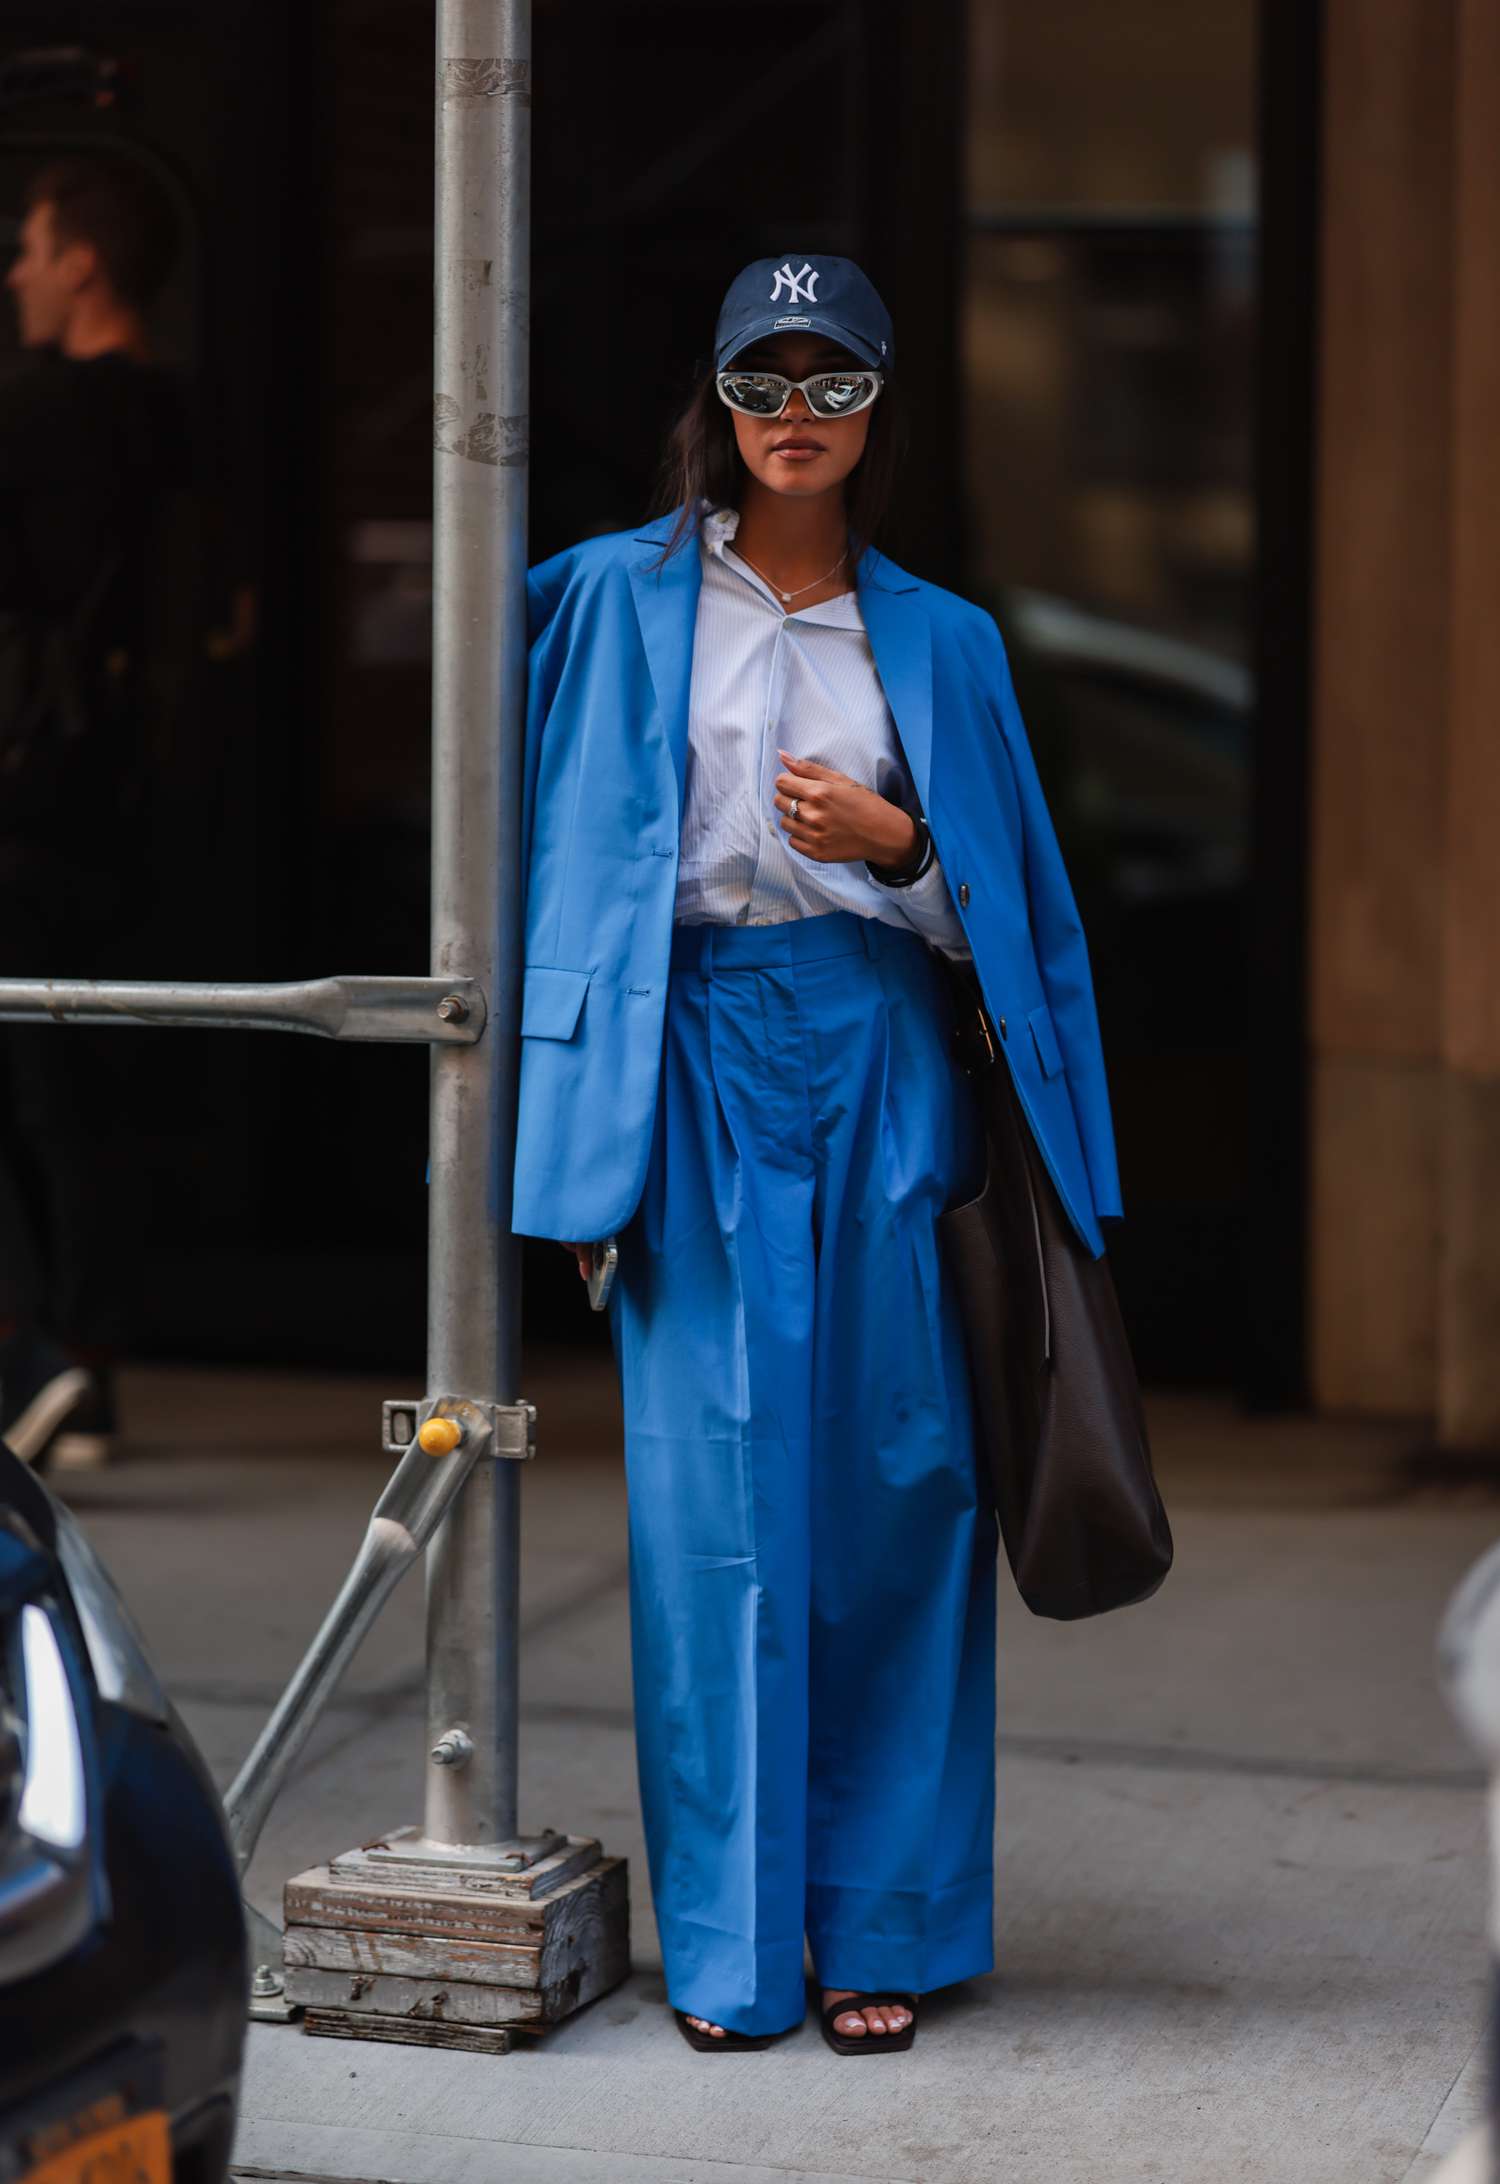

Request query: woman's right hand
[{"left": 558, "top": 1240, "right": 594, "bottom": 1281}]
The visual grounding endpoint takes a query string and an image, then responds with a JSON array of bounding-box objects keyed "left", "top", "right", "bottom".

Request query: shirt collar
[
  {"left": 699, "top": 504, "right": 864, "bottom": 627},
  {"left": 701, "top": 504, "right": 741, "bottom": 559}
]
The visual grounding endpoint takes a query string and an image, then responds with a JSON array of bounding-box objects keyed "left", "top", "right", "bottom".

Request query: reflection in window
[{"left": 963, "top": 3, "right": 1257, "bottom": 1022}]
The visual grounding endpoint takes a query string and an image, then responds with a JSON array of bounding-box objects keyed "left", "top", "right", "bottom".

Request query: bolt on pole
[{"left": 423, "top": 0, "right": 531, "bottom": 1851}]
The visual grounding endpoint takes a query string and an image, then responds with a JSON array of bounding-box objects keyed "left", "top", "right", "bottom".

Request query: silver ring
[{"left": 789, "top": 797, "right": 800, "bottom": 821}]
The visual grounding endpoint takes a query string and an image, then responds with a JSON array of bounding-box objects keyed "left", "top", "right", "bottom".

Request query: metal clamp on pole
[{"left": 383, "top": 1398, "right": 536, "bottom": 1459}]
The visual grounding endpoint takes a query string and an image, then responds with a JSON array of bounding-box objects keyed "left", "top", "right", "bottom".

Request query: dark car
[{"left": 0, "top": 1442, "right": 246, "bottom": 2183}]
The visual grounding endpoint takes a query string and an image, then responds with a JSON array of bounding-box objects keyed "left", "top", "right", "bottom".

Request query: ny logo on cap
[{"left": 769, "top": 261, "right": 819, "bottom": 306}]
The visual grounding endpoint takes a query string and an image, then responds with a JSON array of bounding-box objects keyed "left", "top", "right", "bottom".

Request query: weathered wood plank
[
  {"left": 301, "top": 2007, "right": 514, "bottom": 2055},
  {"left": 285, "top": 1866, "right": 545, "bottom": 1942},
  {"left": 284, "top": 1924, "right": 540, "bottom": 1988},
  {"left": 554, "top": 1856, "right": 631, "bottom": 2015},
  {"left": 284, "top": 1964, "right": 546, "bottom": 2024}
]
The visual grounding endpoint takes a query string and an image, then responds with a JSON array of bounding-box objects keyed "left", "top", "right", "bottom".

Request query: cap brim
[{"left": 716, "top": 314, "right": 886, "bottom": 372}]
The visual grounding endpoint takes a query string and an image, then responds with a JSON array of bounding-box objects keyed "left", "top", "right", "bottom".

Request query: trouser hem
[
  {"left": 804, "top": 1869, "right": 995, "bottom": 1995},
  {"left": 662, "top": 1921, "right": 810, "bottom": 2037}
]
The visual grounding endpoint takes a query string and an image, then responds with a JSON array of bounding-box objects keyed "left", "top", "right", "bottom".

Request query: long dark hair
[{"left": 645, "top": 362, "right": 904, "bottom": 574}]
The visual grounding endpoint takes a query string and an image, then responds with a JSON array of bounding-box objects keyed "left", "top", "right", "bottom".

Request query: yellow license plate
[{"left": 22, "top": 2108, "right": 170, "bottom": 2184}]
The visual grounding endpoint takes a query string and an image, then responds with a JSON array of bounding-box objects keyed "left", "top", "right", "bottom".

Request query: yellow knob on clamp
[{"left": 418, "top": 1415, "right": 463, "bottom": 1456}]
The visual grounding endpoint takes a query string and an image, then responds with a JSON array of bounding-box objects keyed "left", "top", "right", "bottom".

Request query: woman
[{"left": 514, "top": 254, "right": 1123, "bottom": 2054}]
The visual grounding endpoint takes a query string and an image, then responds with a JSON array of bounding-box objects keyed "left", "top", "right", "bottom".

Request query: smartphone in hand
[{"left": 587, "top": 1235, "right": 619, "bottom": 1311}]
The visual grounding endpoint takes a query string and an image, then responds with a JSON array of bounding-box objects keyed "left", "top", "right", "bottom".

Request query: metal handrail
[{"left": 0, "top": 975, "right": 485, "bottom": 1042}]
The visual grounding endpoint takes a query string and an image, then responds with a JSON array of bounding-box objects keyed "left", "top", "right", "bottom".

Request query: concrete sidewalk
[{"left": 52, "top": 1352, "right": 1497, "bottom": 2183}]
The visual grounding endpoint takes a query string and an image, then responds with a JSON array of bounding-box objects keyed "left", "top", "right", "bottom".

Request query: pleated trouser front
[{"left": 607, "top": 906, "right": 998, "bottom": 2035}]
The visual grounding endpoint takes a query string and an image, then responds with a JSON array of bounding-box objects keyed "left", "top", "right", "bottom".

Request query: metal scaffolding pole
[
  {"left": 267, "top": 8, "right": 629, "bottom": 2044},
  {"left": 270, "top": 0, "right": 629, "bottom": 2046},
  {"left": 422, "top": 0, "right": 531, "bottom": 1855}
]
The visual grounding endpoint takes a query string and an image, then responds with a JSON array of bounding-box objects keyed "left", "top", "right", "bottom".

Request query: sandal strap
[
  {"left": 821, "top": 1989, "right": 918, "bottom": 2022},
  {"left": 677, "top": 2011, "right": 754, "bottom": 2045}
]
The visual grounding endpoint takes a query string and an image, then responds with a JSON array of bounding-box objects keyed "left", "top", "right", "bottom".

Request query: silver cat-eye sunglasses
[{"left": 715, "top": 367, "right": 885, "bottom": 421}]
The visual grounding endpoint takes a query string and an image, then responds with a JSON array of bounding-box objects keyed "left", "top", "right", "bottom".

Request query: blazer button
[
  {"left": 958, "top": 881, "right": 970, "bottom": 907},
  {"left": 999, "top": 1016, "right": 1007, "bottom": 1039}
]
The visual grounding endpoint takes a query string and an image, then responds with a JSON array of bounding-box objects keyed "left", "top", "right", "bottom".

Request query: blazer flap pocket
[
  {"left": 521, "top": 965, "right": 592, "bottom": 1041},
  {"left": 1026, "top": 1000, "right": 1065, "bottom": 1079}
]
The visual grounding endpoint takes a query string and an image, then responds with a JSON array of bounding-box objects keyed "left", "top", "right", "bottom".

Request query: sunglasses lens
[
  {"left": 806, "top": 374, "right": 877, "bottom": 416},
  {"left": 720, "top": 374, "right": 786, "bottom": 416}
]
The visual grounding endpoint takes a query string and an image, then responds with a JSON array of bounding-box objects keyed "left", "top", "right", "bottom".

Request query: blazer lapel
[
  {"left": 856, "top": 549, "right": 933, "bottom": 820},
  {"left": 628, "top": 510, "right": 703, "bottom": 821}
]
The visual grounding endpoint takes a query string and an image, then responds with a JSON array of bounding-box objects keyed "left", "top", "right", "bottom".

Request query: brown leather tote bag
[{"left": 936, "top": 961, "right": 1173, "bottom": 1620}]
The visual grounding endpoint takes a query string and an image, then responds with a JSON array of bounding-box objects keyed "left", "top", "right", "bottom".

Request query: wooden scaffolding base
[{"left": 283, "top": 1830, "right": 629, "bottom": 2053}]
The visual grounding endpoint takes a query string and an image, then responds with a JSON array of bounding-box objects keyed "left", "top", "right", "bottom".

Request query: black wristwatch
[{"left": 866, "top": 811, "right": 935, "bottom": 889}]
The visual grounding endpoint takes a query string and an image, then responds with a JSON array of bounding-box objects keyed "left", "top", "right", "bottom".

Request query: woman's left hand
[{"left": 772, "top": 750, "right": 919, "bottom": 866}]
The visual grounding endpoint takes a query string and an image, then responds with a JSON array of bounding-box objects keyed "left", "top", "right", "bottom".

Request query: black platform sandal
[
  {"left": 818, "top": 1989, "right": 919, "bottom": 2055},
  {"left": 673, "top": 2008, "right": 790, "bottom": 2052}
]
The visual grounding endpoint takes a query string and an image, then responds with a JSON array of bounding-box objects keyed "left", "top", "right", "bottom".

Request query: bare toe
[
  {"left": 825, "top": 1993, "right": 869, "bottom": 2037},
  {"left": 821, "top": 1985, "right": 913, "bottom": 2040}
]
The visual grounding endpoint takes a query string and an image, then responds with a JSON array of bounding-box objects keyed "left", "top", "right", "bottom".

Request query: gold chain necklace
[{"left": 729, "top": 538, "right": 849, "bottom": 606}]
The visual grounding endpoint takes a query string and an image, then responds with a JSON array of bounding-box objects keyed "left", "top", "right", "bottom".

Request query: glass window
[{"left": 963, "top": 6, "right": 1261, "bottom": 1373}]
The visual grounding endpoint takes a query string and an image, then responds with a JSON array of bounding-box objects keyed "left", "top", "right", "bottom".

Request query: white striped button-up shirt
[{"left": 672, "top": 505, "right": 973, "bottom": 961}]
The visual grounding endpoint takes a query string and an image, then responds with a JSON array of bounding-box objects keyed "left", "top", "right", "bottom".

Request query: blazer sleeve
[{"left": 976, "top": 610, "right": 1124, "bottom": 1222}]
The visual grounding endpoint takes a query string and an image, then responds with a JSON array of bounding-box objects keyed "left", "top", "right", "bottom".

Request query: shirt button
[{"left": 958, "top": 882, "right": 971, "bottom": 907}]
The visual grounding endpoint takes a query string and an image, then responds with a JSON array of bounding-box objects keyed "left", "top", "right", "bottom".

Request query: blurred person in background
[{"left": 0, "top": 154, "right": 187, "bottom": 1469}]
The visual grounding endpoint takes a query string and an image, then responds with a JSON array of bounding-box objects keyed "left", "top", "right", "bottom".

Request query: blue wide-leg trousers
[{"left": 607, "top": 907, "right": 998, "bottom": 2035}]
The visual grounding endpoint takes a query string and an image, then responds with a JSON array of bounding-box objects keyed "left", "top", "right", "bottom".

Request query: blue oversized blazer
[{"left": 513, "top": 505, "right": 1124, "bottom": 1258}]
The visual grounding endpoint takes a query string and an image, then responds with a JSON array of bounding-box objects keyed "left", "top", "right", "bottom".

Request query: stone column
[
  {"left": 1308, "top": 0, "right": 1453, "bottom": 1416},
  {"left": 1439, "top": 0, "right": 1500, "bottom": 1447},
  {"left": 1311, "top": 0, "right": 1500, "bottom": 1448}
]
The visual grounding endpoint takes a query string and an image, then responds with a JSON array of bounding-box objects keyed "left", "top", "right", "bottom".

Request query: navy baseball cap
[{"left": 714, "top": 254, "right": 894, "bottom": 375}]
